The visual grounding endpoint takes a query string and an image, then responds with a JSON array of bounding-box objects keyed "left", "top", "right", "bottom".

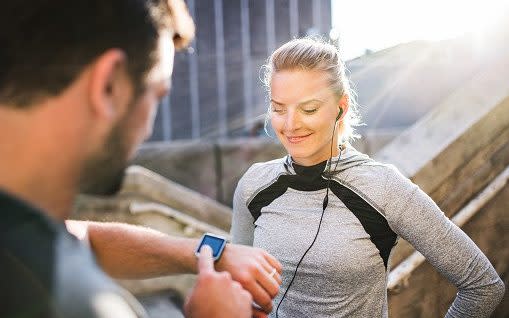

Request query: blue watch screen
[{"left": 200, "top": 235, "right": 225, "bottom": 258}]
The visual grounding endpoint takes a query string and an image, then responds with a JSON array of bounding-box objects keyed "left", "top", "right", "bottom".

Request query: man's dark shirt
[{"left": 0, "top": 190, "right": 144, "bottom": 317}]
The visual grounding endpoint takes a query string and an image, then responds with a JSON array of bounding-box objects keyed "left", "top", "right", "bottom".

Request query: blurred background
[
  {"left": 148, "top": 0, "right": 509, "bottom": 142},
  {"left": 73, "top": 0, "right": 509, "bottom": 317}
]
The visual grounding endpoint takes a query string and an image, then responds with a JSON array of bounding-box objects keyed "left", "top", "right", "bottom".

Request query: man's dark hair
[{"left": 0, "top": 0, "right": 194, "bottom": 108}]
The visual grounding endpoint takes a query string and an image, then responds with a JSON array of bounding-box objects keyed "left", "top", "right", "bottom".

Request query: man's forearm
[
  {"left": 66, "top": 220, "right": 283, "bottom": 314},
  {"left": 66, "top": 220, "right": 200, "bottom": 279}
]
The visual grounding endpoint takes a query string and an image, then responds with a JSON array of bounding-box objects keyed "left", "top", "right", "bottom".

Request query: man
[{"left": 0, "top": 1, "right": 281, "bottom": 317}]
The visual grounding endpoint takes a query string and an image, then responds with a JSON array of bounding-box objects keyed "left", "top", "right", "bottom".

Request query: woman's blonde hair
[{"left": 262, "top": 37, "right": 362, "bottom": 143}]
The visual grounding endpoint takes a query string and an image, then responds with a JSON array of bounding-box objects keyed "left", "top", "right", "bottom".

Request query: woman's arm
[{"left": 383, "top": 166, "right": 505, "bottom": 318}]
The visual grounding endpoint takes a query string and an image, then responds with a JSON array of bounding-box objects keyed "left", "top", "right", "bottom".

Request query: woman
[{"left": 231, "top": 38, "right": 504, "bottom": 317}]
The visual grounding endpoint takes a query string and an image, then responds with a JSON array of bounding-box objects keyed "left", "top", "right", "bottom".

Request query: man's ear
[{"left": 88, "top": 49, "right": 130, "bottom": 122}]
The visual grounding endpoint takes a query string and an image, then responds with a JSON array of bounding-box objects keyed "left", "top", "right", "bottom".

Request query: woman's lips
[{"left": 286, "top": 134, "right": 312, "bottom": 143}]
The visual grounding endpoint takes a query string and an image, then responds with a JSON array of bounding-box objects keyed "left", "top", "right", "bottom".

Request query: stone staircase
[{"left": 375, "top": 54, "right": 509, "bottom": 317}]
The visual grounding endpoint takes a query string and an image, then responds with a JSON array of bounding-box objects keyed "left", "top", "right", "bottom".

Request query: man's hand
[
  {"left": 216, "top": 244, "right": 283, "bottom": 315},
  {"left": 184, "top": 246, "right": 253, "bottom": 318}
]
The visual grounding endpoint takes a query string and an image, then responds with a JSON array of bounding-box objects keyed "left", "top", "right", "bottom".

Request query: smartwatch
[{"left": 194, "top": 233, "right": 227, "bottom": 262}]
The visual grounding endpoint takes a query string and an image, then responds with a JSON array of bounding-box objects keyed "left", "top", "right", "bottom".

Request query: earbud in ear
[{"left": 336, "top": 108, "right": 344, "bottom": 121}]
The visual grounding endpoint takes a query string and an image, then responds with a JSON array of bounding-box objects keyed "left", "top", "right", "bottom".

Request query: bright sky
[{"left": 331, "top": 0, "right": 509, "bottom": 60}]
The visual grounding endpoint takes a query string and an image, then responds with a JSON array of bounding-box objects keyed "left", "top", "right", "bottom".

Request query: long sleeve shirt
[{"left": 231, "top": 147, "right": 505, "bottom": 317}]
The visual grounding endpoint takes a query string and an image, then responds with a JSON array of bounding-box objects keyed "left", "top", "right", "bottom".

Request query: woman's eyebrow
[
  {"left": 270, "top": 98, "right": 323, "bottom": 106},
  {"left": 298, "top": 98, "right": 323, "bottom": 106}
]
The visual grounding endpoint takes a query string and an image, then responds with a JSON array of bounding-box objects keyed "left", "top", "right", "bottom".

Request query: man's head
[{"left": 0, "top": 0, "right": 194, "bottom": 195}]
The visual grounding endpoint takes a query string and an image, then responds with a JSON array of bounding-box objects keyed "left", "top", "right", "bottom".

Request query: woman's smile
[{"left": 286, "top": 133, "right": 312, "bottom": 144}]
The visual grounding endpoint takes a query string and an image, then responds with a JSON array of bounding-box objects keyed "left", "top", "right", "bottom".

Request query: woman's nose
[{"left": 284, "top": 109, "right": 301, "bottom": 131}]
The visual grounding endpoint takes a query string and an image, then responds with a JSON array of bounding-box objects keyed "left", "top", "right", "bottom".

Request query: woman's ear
[
  {"left": 337, "top": 95, "right": 349, "bottom": 121},
  {"left": 88, "top": 49, "right": 129, "bottom": 122}
]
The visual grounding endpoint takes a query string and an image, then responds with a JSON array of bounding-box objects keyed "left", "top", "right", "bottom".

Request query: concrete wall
[{"left": 132, "top": 138, "right": 286, "bottom": 206}]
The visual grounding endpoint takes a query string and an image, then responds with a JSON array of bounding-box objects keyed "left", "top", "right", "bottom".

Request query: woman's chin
[{"left": 288, "top": 152, "right": 312, "bottom": 164}]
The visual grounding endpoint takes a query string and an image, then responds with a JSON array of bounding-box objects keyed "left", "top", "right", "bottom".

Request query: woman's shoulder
[
  {"left": 236, "top": 156, "right": 287, "bottom": 197},
  {"left": 338, "top": 146, "right": 402, "bottom": 178},
  {"left": 243, "top": 156, "right": 287, "bottom": 177}
]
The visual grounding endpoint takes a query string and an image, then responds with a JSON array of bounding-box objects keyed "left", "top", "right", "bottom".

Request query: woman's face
[{"left": 270, "top": 69, "right": 345, "bottom": 166}]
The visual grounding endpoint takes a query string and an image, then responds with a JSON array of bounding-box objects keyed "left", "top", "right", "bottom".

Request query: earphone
[
  {"left": 336, "top": 107, "right": 343, "bottom": 121},
  {"left": 275, "top": 108, "right": 344, "bottom": 317}
]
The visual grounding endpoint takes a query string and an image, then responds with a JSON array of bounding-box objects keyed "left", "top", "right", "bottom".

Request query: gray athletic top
[{"left": 231, "top": 147, "right": 505, "bottom": 318}]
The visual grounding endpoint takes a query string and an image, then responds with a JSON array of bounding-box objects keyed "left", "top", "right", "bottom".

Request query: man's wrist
[{"left": 159, "top": 236, "right": 201, "bottom": 275}]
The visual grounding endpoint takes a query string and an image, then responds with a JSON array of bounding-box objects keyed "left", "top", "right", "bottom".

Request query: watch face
[{"left": 196, "top": 234, "right": 226, "bottom": 259}]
